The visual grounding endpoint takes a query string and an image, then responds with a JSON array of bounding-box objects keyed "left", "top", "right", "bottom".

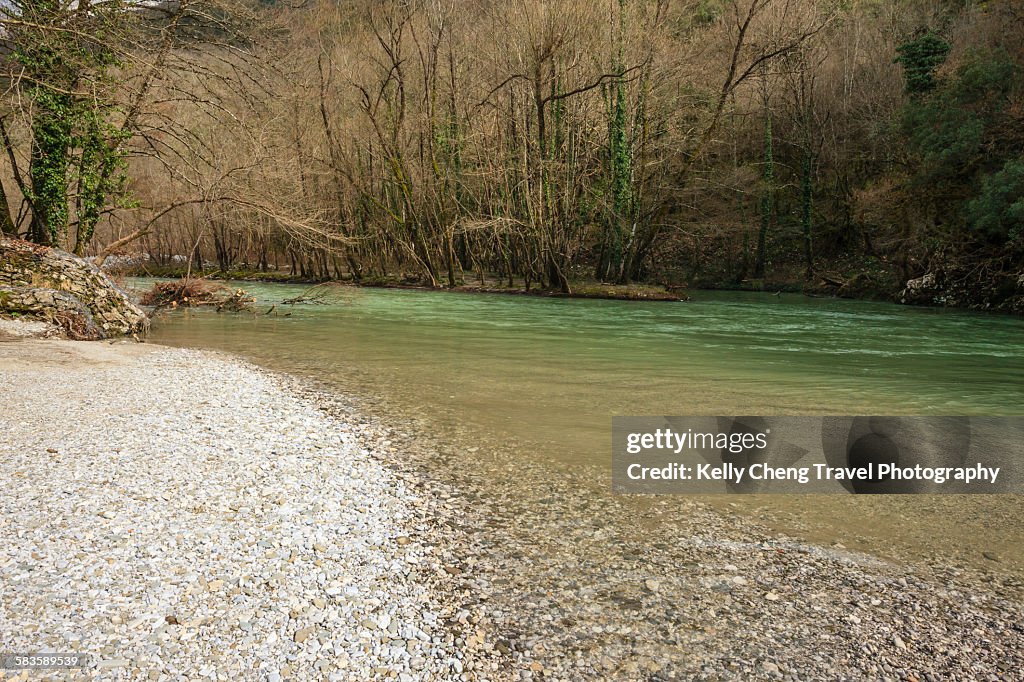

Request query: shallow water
[
  {"left": 140, "top": 281, "right": 1024, "bottom": 570},
  {"left": 142, "top": 282, "right": 1024, "bottom": 435}
]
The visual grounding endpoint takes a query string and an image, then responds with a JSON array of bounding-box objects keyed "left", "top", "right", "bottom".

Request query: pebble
[
  {"left": 0, "top": 345, "right": 495, "bottom": 682},
  {"left": 97, "top": 659, "right": 130, "bottom": 669}
]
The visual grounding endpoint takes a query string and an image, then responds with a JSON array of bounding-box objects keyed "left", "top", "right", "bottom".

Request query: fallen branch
[
  {"left": 281, "top": 281, "right": 351, "bottom": 305},
  {"left": 93, "top": 228, "right": 150, "bottom": 267},
  {"left": 819, "top": 273, "right": 847, "bottom": 288},
  {"left": 141, "top": 278, "right": 254, "bottom": 313}
]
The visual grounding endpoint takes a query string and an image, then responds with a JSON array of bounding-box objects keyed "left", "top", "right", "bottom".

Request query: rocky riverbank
[
  {"left": 1, "top": 340, "right": 1022, "bottom": 681},
  {"left": 288, "top": 380, "right": 1024, "bottom": 681},
  {"left": 0, "top": 341, "right": 500, "bottom": 681},
  {"left": 1, "top": 237, "right": 148, "bottom": 339}
]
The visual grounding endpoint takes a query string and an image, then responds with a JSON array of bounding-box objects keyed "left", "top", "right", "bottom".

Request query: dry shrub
[{"left": 50, "top": 311, "right": 103, "bottom": 340}]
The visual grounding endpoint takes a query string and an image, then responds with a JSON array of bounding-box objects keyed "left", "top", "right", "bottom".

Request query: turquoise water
[{"left": 140, "top": 282, "right": 1024, "bottom": 467}]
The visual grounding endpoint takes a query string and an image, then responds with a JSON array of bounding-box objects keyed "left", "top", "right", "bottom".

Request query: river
[{"left": 139, "top": 281, "right": 1024, "bottom": 572}]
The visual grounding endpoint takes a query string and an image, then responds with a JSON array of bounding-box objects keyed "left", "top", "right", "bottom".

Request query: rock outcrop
[
  {"left": 898, "top": 272, "right": 941, "bottom": 306},
  {"left": 0, "top": 237, "right": 148, "bottom": 339},
  {"left": 897, "top": 269, "right": 1024, "bottom": 314}
]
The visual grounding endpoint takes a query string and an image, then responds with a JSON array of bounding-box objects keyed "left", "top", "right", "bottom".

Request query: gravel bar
[{"left": 0, "top": 341, "right": 498, "bottom": 681}]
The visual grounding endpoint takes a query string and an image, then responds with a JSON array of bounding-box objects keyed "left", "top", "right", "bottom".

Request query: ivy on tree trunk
[{"left": 13, "top": 0, "right": 132, "bottom": 252}]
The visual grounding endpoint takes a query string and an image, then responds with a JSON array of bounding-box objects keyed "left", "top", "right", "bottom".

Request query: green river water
[{"left": 140, "top": 281, "right": 1024, "bottom": 569}]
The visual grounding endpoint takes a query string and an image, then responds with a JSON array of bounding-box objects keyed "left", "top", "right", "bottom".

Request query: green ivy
[
  {"left": 13, "top": 1, "right": 134, "bottom": 251},
  {"left": 77, "top": 109, "right": 133, "bottom": 253},
  {"left": 28, "top": 89, "right": 74, "bottom": 245}
]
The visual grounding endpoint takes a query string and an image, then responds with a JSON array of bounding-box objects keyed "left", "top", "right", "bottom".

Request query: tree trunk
[
  {"left": 754, "top": 100, "right": 773, "bottom": 280},
  {"left": 0, "top": 181, "right": 17, "bottom": 237},
  {"left": 801, "top": 147, "right": 814, "bottom": 279}
]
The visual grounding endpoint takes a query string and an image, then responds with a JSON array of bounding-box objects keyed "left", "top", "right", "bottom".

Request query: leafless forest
[{"left": 2, "top": 0, "right": 1022, "bottom": 305}]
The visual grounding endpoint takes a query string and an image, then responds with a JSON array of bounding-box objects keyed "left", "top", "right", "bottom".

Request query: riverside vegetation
[{"left": 0, "top": 0, "right": 1020, "bottom": 311}]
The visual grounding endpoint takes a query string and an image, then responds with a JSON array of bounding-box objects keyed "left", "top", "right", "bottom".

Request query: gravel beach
[
  {"left": 2, "top": 339, "right": 1023, "bottom": 681},
  {"left": 0, "top": 341, "right": 499, "bottom": 681}
]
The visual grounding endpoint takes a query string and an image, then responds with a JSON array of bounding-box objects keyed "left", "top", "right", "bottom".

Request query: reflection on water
[{"left": 140, "top": 281, "right": 1024, "bottom": 570}]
